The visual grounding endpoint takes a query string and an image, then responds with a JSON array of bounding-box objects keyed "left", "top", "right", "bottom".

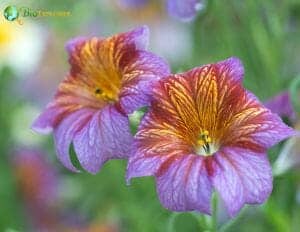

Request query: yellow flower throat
[
  {"left": 196, "top": 130, "right": 215, "bottom": 156},
  {"left": 94, "top": 87, "right": 118, "bottom": 103}
]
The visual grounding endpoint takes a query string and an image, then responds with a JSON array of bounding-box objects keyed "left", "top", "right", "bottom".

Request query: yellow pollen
[{"left": 196, "top": 130, "right": 213, "bottom": 156}]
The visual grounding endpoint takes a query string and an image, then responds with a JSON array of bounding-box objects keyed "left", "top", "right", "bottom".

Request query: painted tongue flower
[
  {"left": 32, "top": 26, "right": 170, "bottom": 173},
  {"left": 127, "top": 57, "right": 295, "bottom": 217}
]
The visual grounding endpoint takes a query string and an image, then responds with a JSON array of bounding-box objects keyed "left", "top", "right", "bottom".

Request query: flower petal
[
  {"left": 119, "top": 50, "right": 170, "bottom": 114},
  {"left": 264, "top": 91, "right": 297, "bottom": 122},
  {"left": 118, "top": 25, "right": 149, "bottom": 50},
  {"left": 32, "top": 105, "right": 66, "bottom": 134},
  {"left": 211, "top": 147, "right": 272, "bottom": 217},
  {"left": 54, "top": 109, "right": 94, "bottom": 172},
  {"left": 215, "top": 57, "right": 244, "bottom": 82},
  {"left": 65, "top": 36, "right": 87, "bottom": 54},
  {"left": 223, "top": 94, "right": 296, "bottom": 151},
  {"left": 73, "top": 105, "right": 133, "bottom": 173},
  {"left": 156, "top": 155, "right": 212, "bottom": 213},
  {"left": 126, "top": 147, "right": 173, "bottom": 184}
]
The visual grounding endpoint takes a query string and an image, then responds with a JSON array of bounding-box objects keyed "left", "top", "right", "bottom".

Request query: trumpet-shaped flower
[
  {"left": 127, "top": 57, "right": 295, "bottom": 217},
  {"left": 32, "top": 26, "right": 170, "bottom": 173}
]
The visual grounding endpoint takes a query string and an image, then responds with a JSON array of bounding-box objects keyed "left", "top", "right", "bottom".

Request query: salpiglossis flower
[
  {"left": 127, "top": 57, "right": 295, "bottom": 217},
  {"left": 32, "top": 26, "right": 170, "bottom": 173}
]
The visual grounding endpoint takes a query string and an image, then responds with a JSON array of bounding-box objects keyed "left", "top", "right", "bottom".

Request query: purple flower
[
  {"left": 264, "top": 91, "right": 297, "bottom": 122},
  {"left": 167, "top": 0, "right": 205, "bottom": 21},
  {"left": 126, "top": 57, "right": 295, "bottom": 217},
  {"left": 13, "top": 149, "right": 58, "bottom": 207},
  {"left": 118, "top": 0, "right": 205, "bottom": 21},
  {"left": 12, "top": 149, "right": 60, "bottom": 231},
  {"left": 32, "top": 26, "right": 170, "bottom": 173}
]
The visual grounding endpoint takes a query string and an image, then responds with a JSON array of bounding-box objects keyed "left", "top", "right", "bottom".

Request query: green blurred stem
[
  {"left": 219, "top": 206, "right": 248, "bottom": 232},
  {"left": 211, "top": 193, "right": 218, "bottom": 232},
  {"left": 198, "top": 193, "right": 218, "bottom": 232},
  {"left": 289, "top": 74, "right": 300, "bottom": 113},
  {"left": 167, "top": 213, "right": 179, "bottom": 232}
]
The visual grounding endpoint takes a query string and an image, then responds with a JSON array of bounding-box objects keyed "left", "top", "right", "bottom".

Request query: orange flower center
[{"left": 195, "top": 130, "right": 219, "bottom": 156}]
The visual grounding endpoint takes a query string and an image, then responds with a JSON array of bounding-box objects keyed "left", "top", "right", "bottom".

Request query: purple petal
[
  {"left": 119, "top": 51, "right": 170, "bottom": 114},
  {"left": 118, "top": 0, "right": 149, "bottom": 9},
  {"left": 65, "top": 37, "right": 87, "bottom": 54},
  {"left": 156, "top": 155, "right": 212, "bottom": 214},
  {"left": 54, "top": 109, "right": 94, "bottom": 172},
  {"left": 118, "top": 25, "right": 150, "bottom": 51},
  {"left": 73, "top": 105, "right": 133, "bottom": 173},
  {"left": 216, "top": 57, "right": 244, "bottom": 82},
  {"left": 225, "top": 91, "right": 296, "bottom": 151},
  {"left": 212, "top": 147, "right": 272, "bottom": 217},
  {"left": 167, "top": 0, "right": 204, "bottom": 21},
  {"left": 249, "top": 112, "right": 296, "bottom": 149},
  {"left": 264, "top": 92, "right": 297, "bottom": 122},
  {"left": 31, "top": 105, "right": 65, "bottom": 134},
  {"left": 126, "top": 150, "right": 173, "bottom": 184},
  {"left": 93, "top": 105, "right": 133, "bottom": 158},
  {"left": 13, "top": 149, "right": 59, "bottom": 206}
]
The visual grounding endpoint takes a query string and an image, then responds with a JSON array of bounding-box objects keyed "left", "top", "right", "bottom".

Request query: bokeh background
[{"left": 0, "top": 0, "right": 300, "bottom": 231}]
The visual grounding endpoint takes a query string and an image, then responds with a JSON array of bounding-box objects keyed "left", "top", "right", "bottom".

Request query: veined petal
[
  {"left": 222, "top": 92, "right": 295, "bottom": 151},
  {"left": 126, "top": 149, "right": 173, "bottom": 184},
  {"left": 212, "top": 147, "right": 272, "bottom": 217},
  {"left": 73, "top": 105, "right": 133, "bottom": 173},
  {"left": 54, "top": 109, "right": 94, "bottom": 172},
  {"left": 156, "top": 155, "right": 212, "bottom": 213},
  {"left": 119, "top": 50, "right": 170, "bottom": 114},
  {"left": 32, "top": 104, "right": 67, "bottom": 134},
  {"left": 215, "top": 57, "right": 244, "bottom": 82},
  {"left": 72, "top": 111, "right": 104, "bottom": 173}
]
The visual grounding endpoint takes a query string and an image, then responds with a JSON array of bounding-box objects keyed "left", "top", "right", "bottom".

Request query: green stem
[
  {"left": 219, "top": 205, "right": 249, "bottom": 232},
  {"left": 289, "top": 74, "right": 300, "bottom": 113},
  {"left": 199, "top": 193, "right": 218, "bottom": 232},
  {"left": 167, "top": 213, "right": 179, "bottom": 232},
  {"left": 211, "top": 193, "right": 218, "bottom": 232}
]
